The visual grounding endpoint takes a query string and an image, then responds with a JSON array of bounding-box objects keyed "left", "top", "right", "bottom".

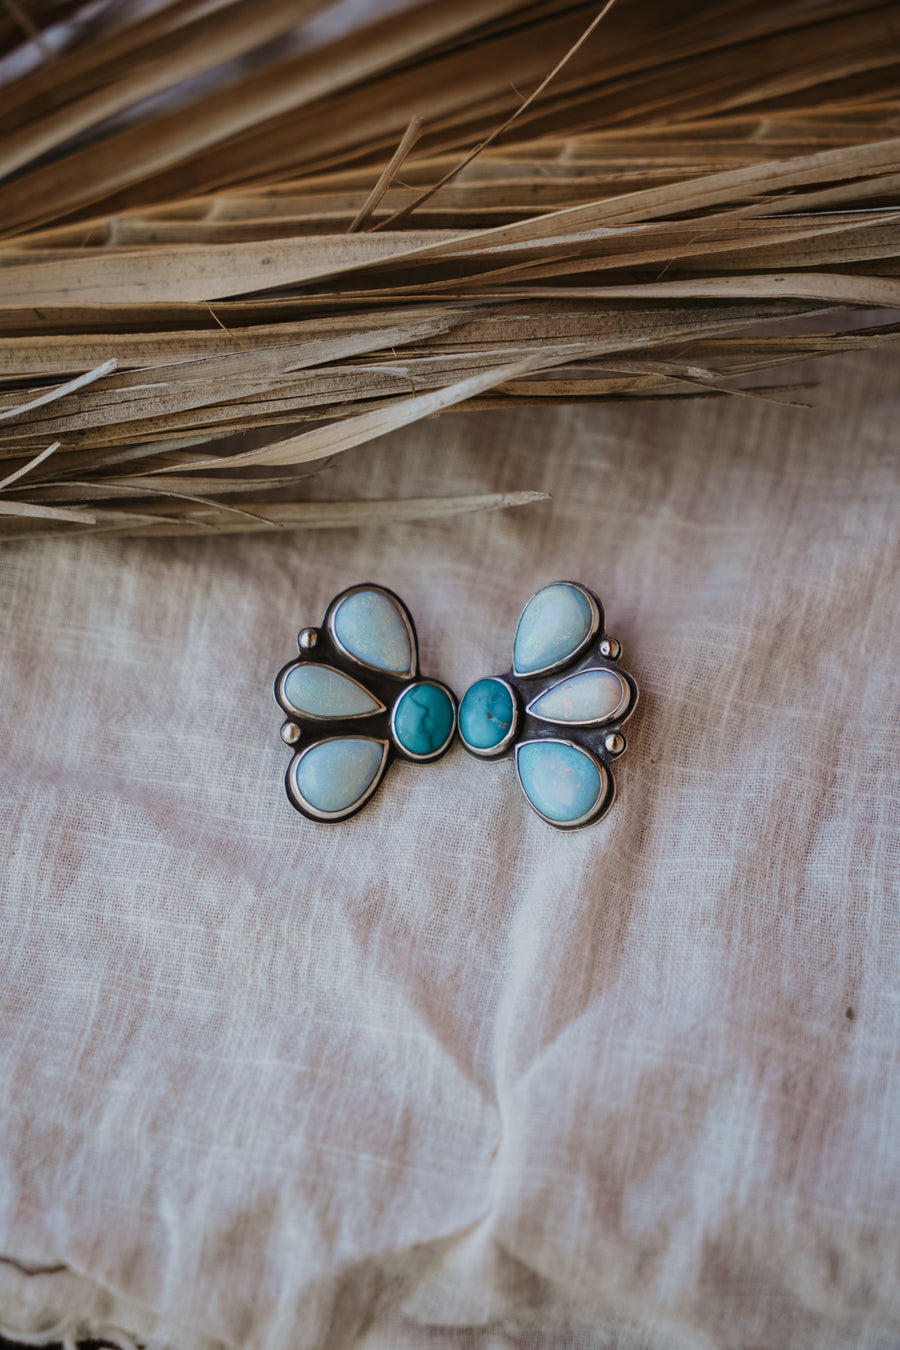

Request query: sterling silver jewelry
[
  {"left": 275, "top": 584, "right": 457, "bottom": 823},
  {"left": 458, "top": 582, "right": 638, "bottom": 829}
]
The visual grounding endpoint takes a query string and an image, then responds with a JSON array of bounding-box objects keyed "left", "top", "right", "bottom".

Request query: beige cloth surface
[{"left": 0, "top": 348, "right": 899, "bottom": 1350}]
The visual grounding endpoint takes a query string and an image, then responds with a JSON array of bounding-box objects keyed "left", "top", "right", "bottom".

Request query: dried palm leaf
[{"left": 0, "top": 0, "right": 897, "bottom": 540}]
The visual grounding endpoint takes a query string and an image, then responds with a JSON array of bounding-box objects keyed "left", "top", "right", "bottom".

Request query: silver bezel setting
[
  {"left": 389, "top": 680, "right": 458, "bottom": 762},
  {"left": 512, "top": 582, "right": 601, "bottom": 678},
  {"left": 525, "top": 667, "right": 630, "bottom": 727},
  {"left": 328, "top": 585, "right": 417, "bottom": 680},
  {"left": 276, "top": 661, "right": 386, "bottom": 721},
  {"left": 287, "top": 736, "right": 389, "bottom": 822},
  {"left": 514, "top": 737, "right": 613, "bottom": 831},
  {"left": 458, "top": 677, "right": 519, "bottom": 758}
]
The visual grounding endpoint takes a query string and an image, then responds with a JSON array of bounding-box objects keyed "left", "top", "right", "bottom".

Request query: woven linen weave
[{"left": 0, "top": 346, "right": 898, "bottom": 1349}]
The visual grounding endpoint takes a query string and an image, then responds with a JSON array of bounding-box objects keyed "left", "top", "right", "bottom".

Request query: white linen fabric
[{"left": 0, "top": 347, "right": 898, "bottom": 1350}]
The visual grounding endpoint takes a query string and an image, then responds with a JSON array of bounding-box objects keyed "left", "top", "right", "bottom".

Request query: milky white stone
[
  {"left": 294, "top": 738, "right": 387, "bottom": 816},
  {"left": 513, "top": 583, "right": 594, "bottom": 675},
  {"left": 527, "top": 668, "right": 627, "bottom": 725},
  {"left": 332, "top": 590, "right": 414, "bottom": 674},
  {"left": 282, "top": 664, "right": 382, "bottom": 719},
  {"left": 516, "top": 740, "right": 606, "bottom": 824}
]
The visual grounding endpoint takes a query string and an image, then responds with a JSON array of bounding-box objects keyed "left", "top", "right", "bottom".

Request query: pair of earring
[{"left": 274, "top": 582, "right": 638, "bottom": 831}]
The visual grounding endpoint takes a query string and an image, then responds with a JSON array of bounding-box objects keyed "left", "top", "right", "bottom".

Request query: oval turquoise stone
[
  {"left": 332, "top": 589, "right": 413, "bottom": 674},
  {"left": 392, "top": 681, "right": 455, "bottom": 757},
  {"left": 514, "top": 583, "right": 593, "bottom": 675},
  {"left": 516, "top": 740, "right": 606, "bottom": 824},
  {"left": 295, "top": 737, "right": 386, "bottom": 815},
  {"left": 459, "top": 678, "right": 514, "bottom": 751}
]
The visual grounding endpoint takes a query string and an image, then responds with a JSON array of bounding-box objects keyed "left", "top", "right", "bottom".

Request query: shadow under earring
[
  {"left": 458, "top": 581, "right": 637, "bottom": 830},
  {"left": 275, "top": 584, "right": 457, "bottom": 823}
]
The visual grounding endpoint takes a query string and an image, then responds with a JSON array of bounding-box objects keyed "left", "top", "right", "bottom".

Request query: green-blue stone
[
  {"left": 459, "top": 678, "right": 514, "bottom": 750},
  {"left": 517, "top": 740, "right": 605, "bottom": 824},
  {"left": 392, "top": 681, "right": 455, "bottom": 757}
]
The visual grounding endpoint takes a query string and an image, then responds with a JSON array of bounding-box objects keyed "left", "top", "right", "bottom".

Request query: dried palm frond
[{"left": 0, "top": 0, "right": 897, "bottom": 540}]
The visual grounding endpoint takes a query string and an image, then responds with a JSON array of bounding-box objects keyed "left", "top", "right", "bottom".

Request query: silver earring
[
  {"left": 275, "top": 584, "right": 457, "bottom": 823},
  {"left": 458, "top": 582, "right": 638, "bottom": 830}
]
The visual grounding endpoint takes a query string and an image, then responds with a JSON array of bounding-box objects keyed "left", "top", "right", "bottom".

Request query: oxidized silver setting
[
  {"left": 460, "top": 581, "right": 638, "bottom": 831},
  {"left": 274, "top": 584, "right": 457, "bottom": 824}
]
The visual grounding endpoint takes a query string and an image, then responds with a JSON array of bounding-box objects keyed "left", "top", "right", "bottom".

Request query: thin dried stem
[
  {"left": 371, "top": 0, "right": 620, "bottom": 230},
  {"left": 349, "top": 116, "right": 423, "bottom": 232},
  {"left": 0, "top": 440, "right": 60, "bottom": 489}
]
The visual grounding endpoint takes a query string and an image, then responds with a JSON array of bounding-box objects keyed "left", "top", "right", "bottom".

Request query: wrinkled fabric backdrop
[{"left": 1, "top": 344, "right": 899, "bottom": 1350}]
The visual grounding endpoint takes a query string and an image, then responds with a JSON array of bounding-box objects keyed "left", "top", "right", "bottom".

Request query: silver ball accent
[
  {"left": 281, "top": 721, "right": 301, "bottom": 745},
  {"left": 600, "top": 637, "right": 621, "bottom": 660},
  {"left": 604, "top": 732, "right": 625, "bottom": 756},
  {"left": 298, "top": 628, "right": 318, "bottom": 651}
]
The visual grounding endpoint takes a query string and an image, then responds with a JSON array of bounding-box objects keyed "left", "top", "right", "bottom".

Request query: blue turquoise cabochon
[
  {"left": 292, "top": 737, "right": 388, "bottom": 818},
  {"left": 516, "top": 740, "right": 609, "bottom": 826},
  {"left": 391, "top": 681, "right": 456, "bottom": 758},
  {"left": 513, "top": 582, "right": 597, "bottom": 676},
  {"left": 330, "top": 588, "right": 415, "bottom": 675},
  {"left": 281, "top": 664, "right": 384, "bottom": 719},
  {"left": 459, "top": 678, "right": 515, "bottom": 751}
]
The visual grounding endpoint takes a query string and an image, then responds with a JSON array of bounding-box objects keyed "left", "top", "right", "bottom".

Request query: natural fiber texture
[
  {"left": 0, "top": 0, "right": 899, "bottom": 538},
  {"left": 0, "top": 341, "right": 898, "bottom": 1349},
  {"left": 1, "top": 2, "right": 899, "bottom": 1346}
]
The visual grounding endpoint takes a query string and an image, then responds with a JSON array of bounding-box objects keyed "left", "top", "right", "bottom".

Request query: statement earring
[
  {"left": 275, "top": 584, "right": 457, "bottom": 823},
  {"left": 458, "top": 582, "right": 638, "bottom": 830}
]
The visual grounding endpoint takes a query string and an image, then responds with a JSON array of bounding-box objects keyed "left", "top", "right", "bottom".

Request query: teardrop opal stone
[
  {"left": 282, "top": 664, "right": 383, "bottom": 719},
  {"left": 294, "top": 738, "right": 386, "bottom": 816},
  {"left": 516, "top": 740, "right": 606, "bottom": 824},
  {"left": 332, "top": 589, "right": 414, "bottom": 674},
  {"left": 513, "top": 583, "right": 594, "bottom": 675},
  {"left": 392, "top": 681, "right": 456, "bottom": 757},
  {"left": 459, "top": 678, "right": 514, "bottom": 751},
  {"left": 527, "top": 668, "right": 627, "bottom": 725}
]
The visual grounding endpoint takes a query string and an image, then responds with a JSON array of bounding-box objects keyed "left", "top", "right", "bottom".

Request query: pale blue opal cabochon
[
  {"left": 527, "top": 668, "right": 627, "bottom": 725},
  {"left": 392, "top": 681, "right": 456, "bottom": 757},
  {"left": 459, "top": 678, "right": 515, "bottom": 751},
  {"left": 513, "top": 583, "right": 595, "bottom": 675},
  {"left": 331, "top": 589, "right": 414, "bottom": 674},
  {"left": 282, "top": 664, "right": 383, "bottom": 719},
  {"left": 293, "top": 738, "right": 387, "bottom": 816},
  {"left": 516, "top": 740, "right": 607, "bottom": 824}
]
